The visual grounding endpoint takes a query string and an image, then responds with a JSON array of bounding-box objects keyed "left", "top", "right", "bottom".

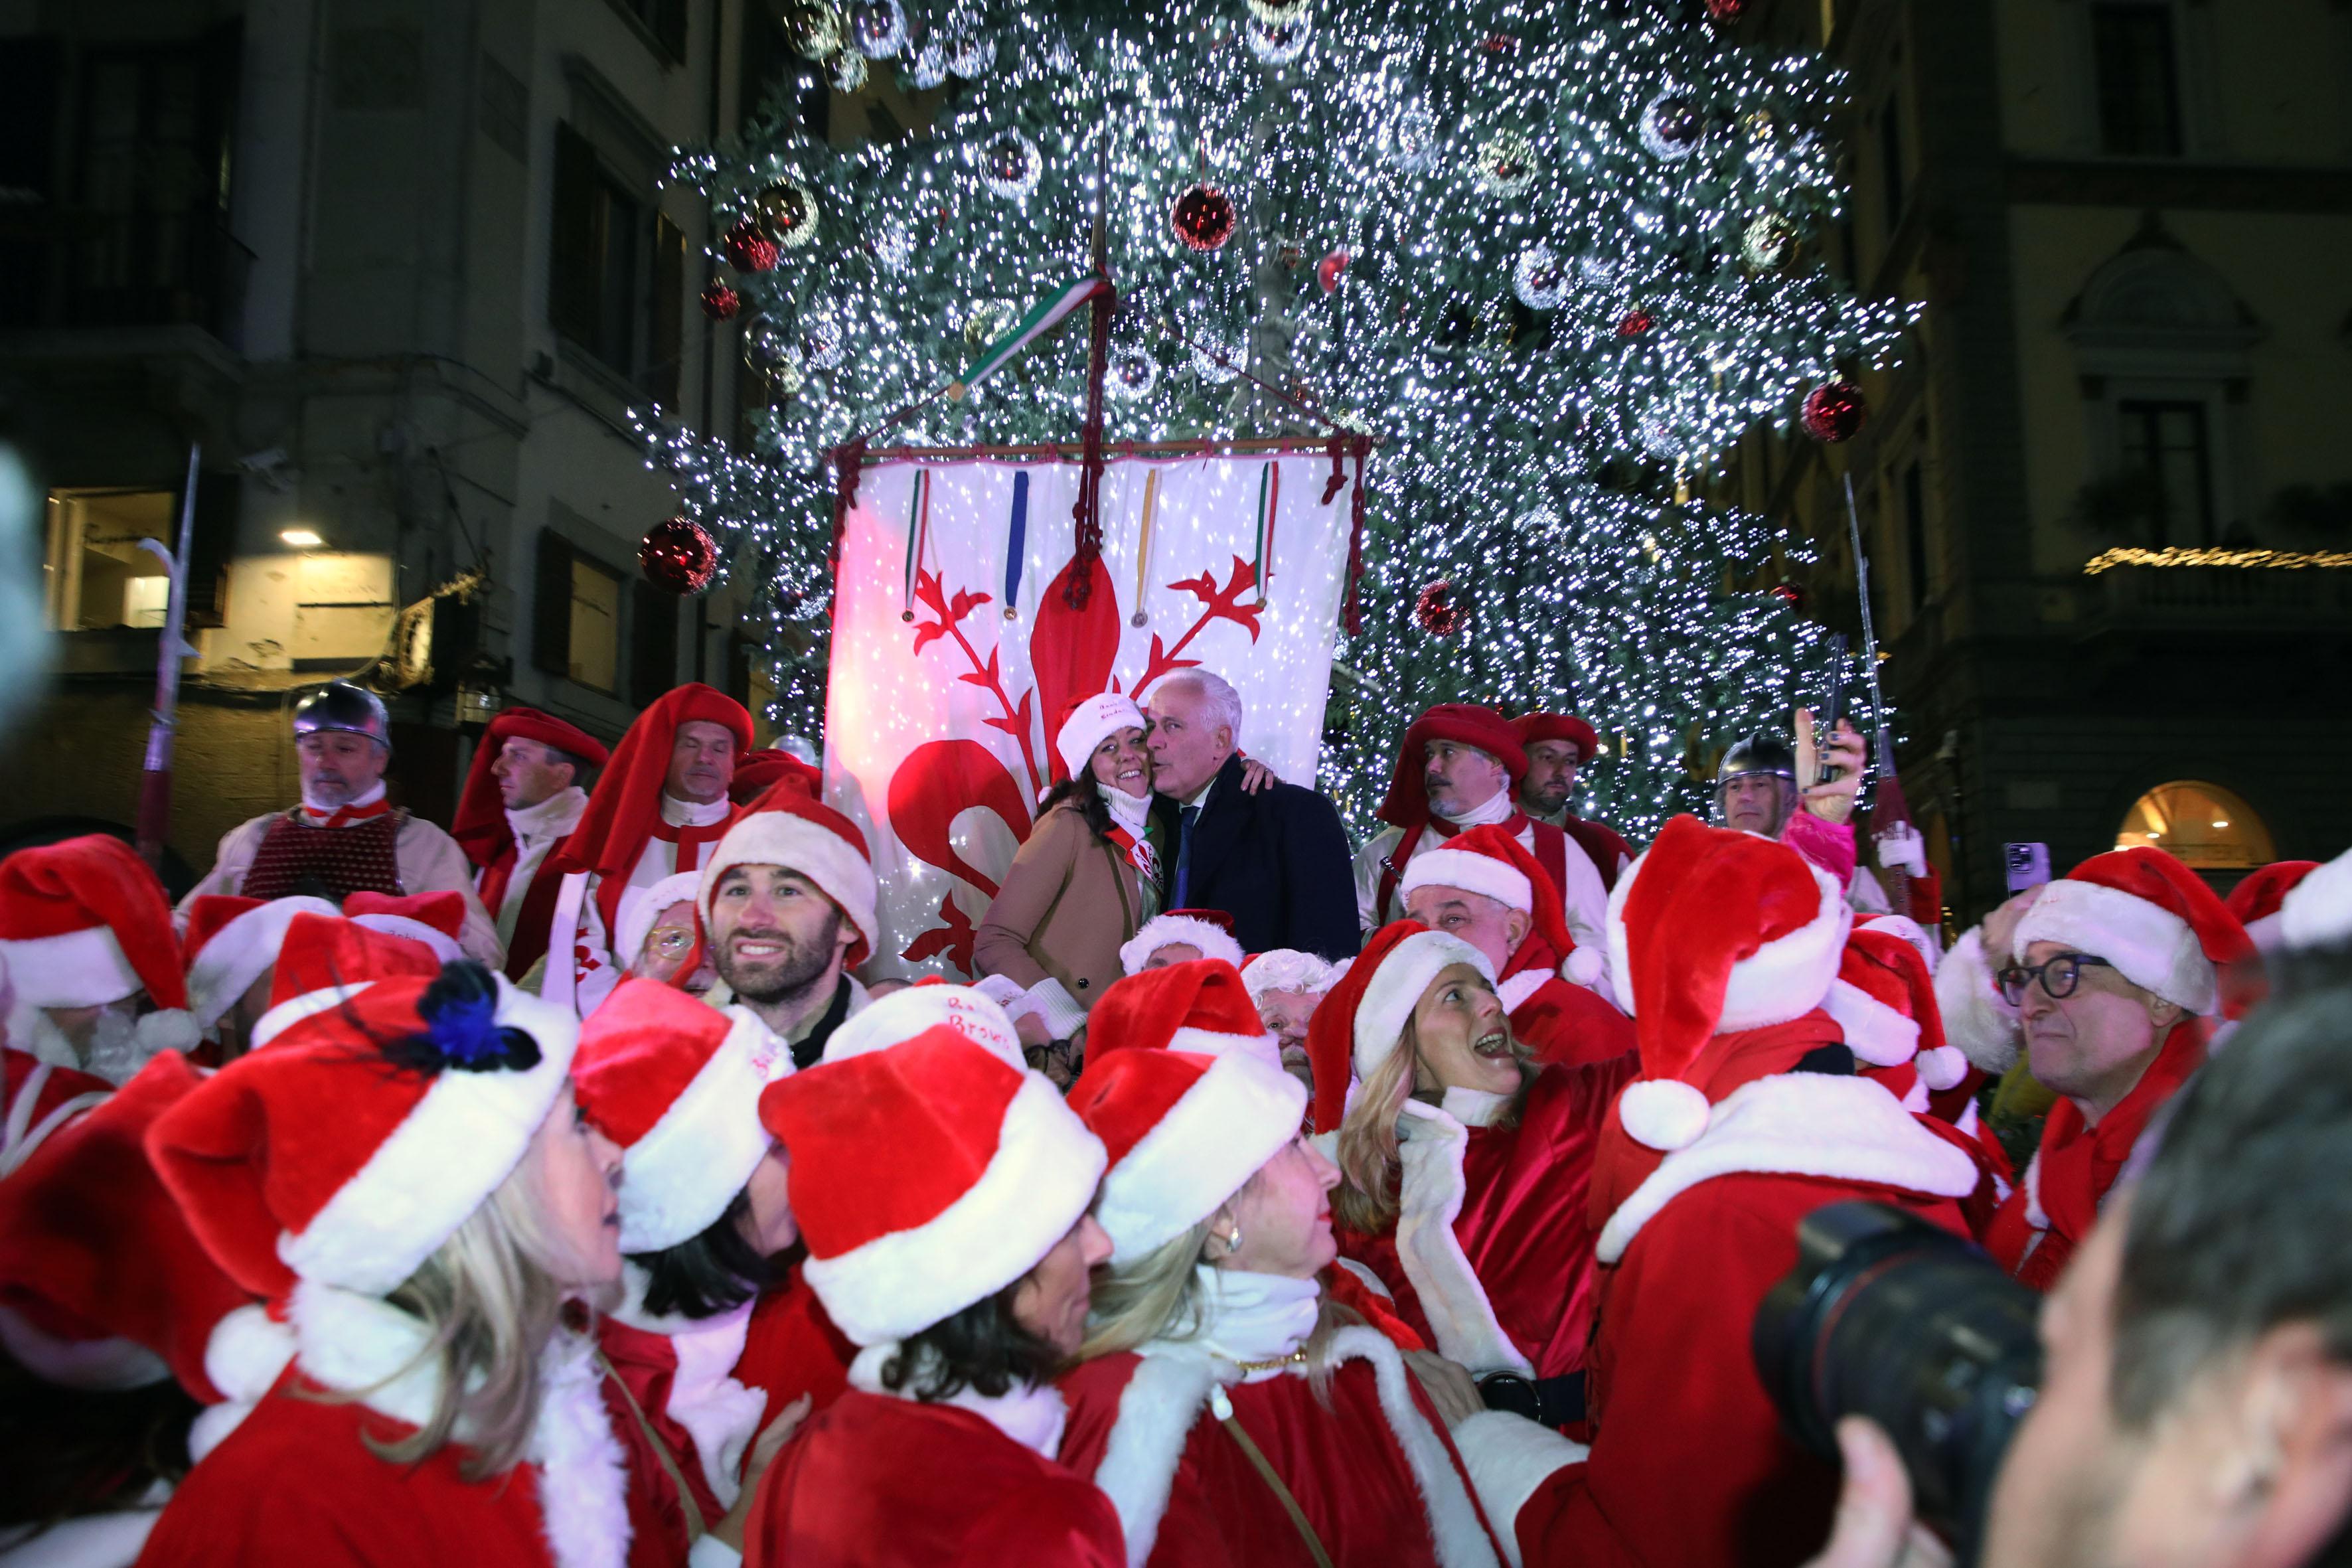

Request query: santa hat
[
  {"left": 148, "top": 969, "right": 580, "bottom": 1299},
  {"left": 2279, "top": 848, "right": 2352, "bottom": 953},
  {"left": 1855, "top": 912, "right": 1941, "bottom": 976},
  {"left": 698, "top": 780, "right": 877, "bottom": 969},
  {"left": 758, "top": 1027, "right": 1105, "bottom": 1347},
  {"left": 249, "top": 912, "right": 450, "bottom": 1050},
  {"left": 615, "top": 872, "right": 704, "bottom": 975},
  {"left": 449, "top": 706, "right": 609, "bottom": 868},
  {"left": 1512, "top": 712, "right": 1600, "bottom": 763},
  {"left": 1603, "top": 815, "right": 1849, "bottom": 1152},
  {"left": 1086, "top": 960, "right": 1283, "bottom": 1070},
  {"left": 1826, "top": 925, "right": 1965, "bottom": 1093},
  {"left": 1375, "top": 704, "right": 1528, "bottom": 828},
  {"left": 1239, "top": 949, "right": 1338, "bottom": 1002},
  {"left": 574, "top": 979, "right": 788, "bottom": 1254},
  {"left": 342, "top": 892, "right": 465, "bottom": 963},
  {"left": 2226, "top": 861, "right": 2322, "bottom": 957},
  {"left": 822, "top": 979, "right": 1027, "bottom": 1069},
  {"left": 729, "top": 748, "right": 823, "bottom": 807},
  {"left": 2011, "top": 846, "right": 2253, "bottom": 1016},
  {"left": 0, "top": 835, "right": 196, "bottom": 1053},
  {"left": 182, "top": 895, "right": 339, "bottom": 1032},
  {"left": 1304, "top": 921, "right": 1495, "bottom": 1134},
  {"left": 1054, "top": 692, "right": 1148, "bottom": 784},
  {"left": 1068, "top": 1045, "right": 1307, "bottom": 1265},
  {"left": 1397, "top": 822, "right": 1604, "bottom": 987},
  {"left": 1117, "top": 909, "right": 1244, "bottom": 976}
]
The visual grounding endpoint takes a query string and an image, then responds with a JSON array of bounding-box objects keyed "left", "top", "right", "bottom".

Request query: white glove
[{"left": 1875, "top": 823, "right": 1928, "bottom": 876}]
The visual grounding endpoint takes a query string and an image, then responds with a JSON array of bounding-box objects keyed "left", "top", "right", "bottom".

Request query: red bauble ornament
[
  {"left": 640, "top": 516, "right": 719, "bottom": 595},
  {"left": 1415, "top": 578, "right": 1466, "bottom": 637},
  {"left": 1772, "top": 582, "right": 1806, "bottom": 611},
  {"left": 1705, "top": 0, "right": 1747, "bottom": 20},
  {"left": 1316, "top": 249, "right": 1350, "bottom": 294},
  {"left": 1801, "top": 381, "right": 1868, "bottom": 443},
  {"left": 1616, "top": 308, "right": 1654, "bottom": 337},
  {"left": 1170, "top": 185, "right": 1238, "bottom": 253},
  {"left": 722, "top": 220, "right": 780, "bottom": 274},
  {"left": 700, "top": 278, "right": 742, "bottom": 321}
]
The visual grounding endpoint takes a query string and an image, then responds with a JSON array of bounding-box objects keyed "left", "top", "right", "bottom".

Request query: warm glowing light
[
  {"left": 2082, "top": 547, "right": 2352, "bottom": 575},
  {"left": 280, "top": 528, "right": 323, "bottom": 547}
]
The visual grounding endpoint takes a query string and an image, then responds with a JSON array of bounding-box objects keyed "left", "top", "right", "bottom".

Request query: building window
[
  {"left": 566, "top": 556, "right": 622, "bottom": 694},
  {"left": 1901, "top": 459, "right": 1930, "bottom": 613},
  {"left": 2091, "top": 3, "right": 2183, "bottom": 157},
  {"left": 42, "top": 489, "right": 177, "bottom": 630},
  {"left": 2117, "top": 781, "right": 2272, "bottom": 870},
  {"left": 2116, "top": 400, "right": 2214, "bottom": 546},
  {"left": 1877, "top": 89, "right": 1905, "bottom": 236},
  {"left": 550, "top": 121, "right": 686, "bottom": 400}
]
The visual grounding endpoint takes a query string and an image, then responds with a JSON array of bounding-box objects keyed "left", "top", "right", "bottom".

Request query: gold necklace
[{"left": 1232, "top": 1348, "right": 1308, "bottom": 1374}]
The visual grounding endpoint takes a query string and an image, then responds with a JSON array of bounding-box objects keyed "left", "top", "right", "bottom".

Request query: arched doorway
[{"left": 2115, "top": 781, "right": 2274, "bottom": 870}]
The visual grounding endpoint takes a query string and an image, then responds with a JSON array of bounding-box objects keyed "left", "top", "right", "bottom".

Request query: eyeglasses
[
  {"left": 1996, "top": 953, "right": 2115, "bottom": 1006},
  {"left": 646, "top": 928, "right": 696, "bottom": 957}
]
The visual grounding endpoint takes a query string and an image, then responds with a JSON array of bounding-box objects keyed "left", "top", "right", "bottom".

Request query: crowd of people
[{"left": 2, "top": 665, "right": 2351, "bottom": 1568}]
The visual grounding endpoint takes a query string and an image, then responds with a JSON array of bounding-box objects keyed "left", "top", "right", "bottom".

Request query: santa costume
[
  {"left": 1397, "top": 824, "right": 1634, "bottom": 1070},
  {"left": 1058, "top": 1046, "right": 1511, "bottom": 1568},
  {"left": 0, "top": 833, "right": 199, "bottom": 1084},
  {"left": 726, "top": 749, "right": 822, "bottom": 809},
  {"left": 451, "top": 707, "right": 611, "bottom": 982},
  {"left": 1510, "top": 713, "right": 1633, "bottom": 891},
  {"left": 542, "top": 684, "right": 751, "bottom": 1016},
  {"left": 1321, "top": 923, "right": 1637, "bottom": 1407},
  {"left": 1086, "top": 959, "right": 1285, "bottom": 1071},
  {"left": 138, "top": 969, "right": 629, "bottom": 1568},
  {"left": 692, "top": 785, "right": 878, "bottom": 1069},
  {"left": 1460, "top": 816, "right": 1979, "bottom": 1568},
  {"left": 180, "top": 893, "right": 340, "bottom": 1058},
  {"left": 238, "top": 909, "right": 456, "bottom": 1052},
  {"left": 1353, "top": 704, "right": 1609, "bottom": 959},
  {"left": 1117, "top": 909, "right": 1244, "bottom": 977},
  {"left": 1936, "top": 846, "right": 2251, "bottom": 1291},
  {"left": 742, "top": 1028, "right": 1119, "bottom": 1566},
  {"left": 573, "top": 979, "right": 791, "bottom": 1567}
]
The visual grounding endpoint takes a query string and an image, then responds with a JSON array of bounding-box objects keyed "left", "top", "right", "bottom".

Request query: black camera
[{"left": 1752, "top": 1202, "right": 2043, "bottom": 1567}]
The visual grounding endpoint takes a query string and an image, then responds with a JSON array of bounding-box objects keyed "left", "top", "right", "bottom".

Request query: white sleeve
[
  {"left": 173, "top": 816, "right": 270, "bottom": 927},
  {"left": 397, "top": 819, "right": 505, "bottom": 967},
  {"left": 1353, "top": 828, "right": 1399, "bottom": 933},
  {"left": 1553, "top": 834, "right": 1610, "bottom": 957}
]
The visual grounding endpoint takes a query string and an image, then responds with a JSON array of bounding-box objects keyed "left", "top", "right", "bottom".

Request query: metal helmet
[
  {"left": 293, "top": 680, "right": 392, "bottom": 751},
  {"left": 1719, "top": 731, "right": 1796, "bottom": 784}
]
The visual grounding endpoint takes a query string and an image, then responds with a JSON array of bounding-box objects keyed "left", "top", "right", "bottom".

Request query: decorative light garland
[{"left": 2081, "top": 547, "right": 2352, "bottom": 575}]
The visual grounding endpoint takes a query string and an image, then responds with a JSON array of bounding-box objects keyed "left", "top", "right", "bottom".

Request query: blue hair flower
[{"left": 426, "top": 988, "right": 505, "bottom": 1068}]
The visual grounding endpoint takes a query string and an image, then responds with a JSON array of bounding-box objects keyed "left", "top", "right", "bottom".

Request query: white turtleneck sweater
[{"left": 493, "top": 785, "right": 590, "bottom": 944}]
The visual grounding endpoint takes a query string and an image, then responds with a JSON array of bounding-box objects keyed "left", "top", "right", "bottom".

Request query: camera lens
[{"left": 1753, "top": 1202, "right": 2042, "bottom": 1567}]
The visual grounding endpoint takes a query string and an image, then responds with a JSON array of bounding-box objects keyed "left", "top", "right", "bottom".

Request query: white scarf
[
  {"left": 660, "top": 793, "right": 734, "bottom": 829},
  {"left": 1099, "top": 782, "right": 1152, "bottom": 839},
  {"left": 1435, "top": 787, "right": 1516, "bottom": 830},
  {"left": 507, "top": 786, "right": 587, "bottom": 853},
  {"left": 1142, "top": 1268, "right": 1320, "bottom": 1384}
]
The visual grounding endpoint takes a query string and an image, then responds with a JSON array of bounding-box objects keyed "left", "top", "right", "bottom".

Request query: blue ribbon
[{"left": 1004, "top": 470, "right": 1030, "bottom": 609}]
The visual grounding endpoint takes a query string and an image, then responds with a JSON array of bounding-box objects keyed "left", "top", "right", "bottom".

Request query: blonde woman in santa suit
[
  {"left": 137, "top": 961, "right": 635, "bottom": 1568},
  {"left": 1056, "top": 1043, "right": 1514, "bottom": 1568}
]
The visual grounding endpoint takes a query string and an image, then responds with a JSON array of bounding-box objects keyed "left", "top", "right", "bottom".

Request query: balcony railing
[
  {"left": 2078, "top": 562, "right": 2352, "bottom": 633},
  {"left": 0, "top": 207, "right": 253, "bottom": 351}
]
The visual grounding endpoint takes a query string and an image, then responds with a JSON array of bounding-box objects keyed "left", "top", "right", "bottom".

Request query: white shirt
[
  {"left": 1351, "top": 793, "right": 1610, "bottom": 957},
  {"left": 491, "top": 786, "right": 589, "bottom": 944}
]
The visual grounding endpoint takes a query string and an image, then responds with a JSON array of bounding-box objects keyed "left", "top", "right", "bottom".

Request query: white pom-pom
[
  {"left": 1560, "top": 946, "right": 1605, "bottom": 987},
  {"left": 1618, "top": 1079, "right": 1712, "bottom": 1151},
  {"left": 202, "top": 1304, "right": 295, "bottom": 1402},
  {"left": 1914, "top": 1045, "right": 1969, "bottom": 1092},
  {"left": 137, "top": 1008, "right": 202, "bottom": 1054}
]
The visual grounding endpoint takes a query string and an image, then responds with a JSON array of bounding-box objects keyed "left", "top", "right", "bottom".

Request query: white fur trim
[
  {"left": 1450, "top": 1409, "right": 1588, "bottom": 1568},
  {"left": 1616, "top": 1079, "right": 1713, "bottom": 1152},
  {"left": 1495, "top": 972, "right": 1546, "bottom": 1015},
  {"left": 2279, "top": 848, "right": 2352, "bottom": 952},
  {"left": 0, "top": 1304, "right": 169, "bottom": 1391},
  {"left": 1597, "top": 1073, "right": 1980, "bottom": 1264},
  {"left": 1392, "top": 1102, "right": 1535, "bottom": 1377},
  {"left": 185, "top": 897, "right": 339, "bottom": 1031},
  {"left": 1559, "top": 946, "right": 1603, "bottom": 987},
  {"left": 803, "top": 1072, "right": 1107, "bottom": 1346},
  {"left": 846, "top": 1342, "right": 1069, "bottom": 1457},
  {"left": 698, "top": 815, "right": 878, "bottom": 961},
  {"left": 2015, "top": 877, "right": 2215, "bottom": 1014},
  {"left": 657, "top": 1306, "right": 762, "bottom": 1509},
  {"left": 615, "top": 871, "right": 703, "bottom": 973},
  {"left": 2021, "top": 1148, "right": 2049, "bottom": 1233},
  {"left": 1164, "top": 1023, "right": 1285, "bottom": 1071},
  {"left": 1861, "top": 915, "right": 1940, "bottom": 975},
  {"left": 1915, "top": 1044, "right": 1968, "bottom": 1092},
  {"left": 279, "top": 979, "right": 578, "bottom": 1294},
  {"left": 1117, "top": 914, "right": 1245, "bottom": 977},
  {"left": 1400, "top": 848, "right": 1535, "bottom": 915},
  {"left": 250, "top": 980, "right": 376, "bottom": 1051},
  {"left": 1603, "top": 848, "right": 1849, "bottom": 1032},
  {"left": 1933, "top": 928, "right": 2022, "bottom": 1075},
  {"left": 2241, "top": 909, "right": 2286, "bottom": 957},
  {"left": 135, "top": 1009, "right": 198, "bottom": 1056},
  {"left": 349, "top": 913, "right": 463, "bottom": 963},
  {"left": 615, "top": 1007, "right": 783, "bottom": 1253},
  {"left": 0, "top": 926, "right": 141, "bottom": 1010},
  {"left": 1333, "top": 1255, "right": 1394, "bottom": 1301},
  {"left": 1438, "top": 1085, "right": 1513, "bottom": 1129},
  {"left": 1088, "top": 1352, "right": 1221, "bottom": 1565},
  {"left": 0, "top": 1501, "right": 165, "bottom": 1567},
  {"left": 1097, "top": 1051, "right": 1306, "bottom": 1265},
  {"left": 822, "top": 983, "right": 1024, "bottom": 1069},
  {"left": 1054, "top": 693, "right": 1147, "bottom": 783},
  {"left": 1022, "top": 977, "right": 1089, "bottom": 1040},
  {"left": 1354, "top": 932, "right": 1496, "bottom": 1082},
  {"left": 1822, "top": 979, "right": 1922, "bottom": 1067},
  {"left": 187, "top": 1304, "right": 296, "bottom": 1462}
]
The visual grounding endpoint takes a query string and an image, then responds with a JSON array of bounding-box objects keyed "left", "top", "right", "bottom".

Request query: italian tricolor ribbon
[{"left": 949, "top": 275, "right": 1116, "bottom": 396}]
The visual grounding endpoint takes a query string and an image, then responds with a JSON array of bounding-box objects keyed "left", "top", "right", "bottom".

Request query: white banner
[{"left": 822, "top": 451, "right": 1355, "bottom": 977}]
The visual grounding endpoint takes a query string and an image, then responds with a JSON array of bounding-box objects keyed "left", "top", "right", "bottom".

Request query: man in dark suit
[{"left": 1142, "top": 670, "right": 1360, "bottom": 962}]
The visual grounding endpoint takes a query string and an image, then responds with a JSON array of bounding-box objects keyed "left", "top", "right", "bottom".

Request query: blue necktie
[{"left": 1174, "top": 805, "right": 1200, "bottom": 909}]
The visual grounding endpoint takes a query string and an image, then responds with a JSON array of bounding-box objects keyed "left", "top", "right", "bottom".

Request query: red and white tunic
[{"left": 544, "top": 795, "right": 733, "bottom": 1018}]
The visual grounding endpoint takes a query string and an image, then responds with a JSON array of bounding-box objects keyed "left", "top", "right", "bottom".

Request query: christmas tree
[{"left": 637, "top": 0, "right": 1911, "bottom": 838}]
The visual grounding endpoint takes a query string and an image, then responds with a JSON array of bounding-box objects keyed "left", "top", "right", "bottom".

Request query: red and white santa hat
[
  {"left": 1067, "top": 1044, "right": 1307, "bottom": 1265},
  {"left": 615, "top": 871, "right": 704, "bottom": 974},
  {"left": 1375, "top": 703, "right": 1528, "bottom": 828},
  {"left": 1086, "top": 959, "right": 1283, "bottom": 1071},
  {"left": 1054, "top": 692, "right": 1148, "bottom": 784},
  {"left": 2011, "top": 846, "right": 2254, "bottom": 1016},
  {"left": 758, "top": 1026, "right": 1105, "bottom": 1348},
  {"left": 1397, "top": 822, "right": 1604, "bottom": 987},
  {"left": 822, "top": 978, "right": 1027, "bottom": 1069},
  {"left": 250, "top": 912, "right": 449, "bottom": 1050},
  {"left": 1826, "top": 924, "right": 1965, "bottom": 1099},
  {"left": 1304, "top": 920, "right": 1496, "bottom": 1134},
  {"left": 2226, "top": 860, "right": 2323, "bottom": 957},
  {"left": 0, "top": 834, "right": 197, "bottom": 1053},
  {"left": 1603, "top": 815, "right": 1850, "bottom": 1151},
  {"left": 2279, "top": 848, "right": 2352, "bottom": 953},
  {"left": 149, "top": 969, "right": 579, "bottom": 1300},
  {"left": 574, "top": 977, "right": 788, "bottom": 1254},
  {"left": 342, "top": 892, "right": 465, "bottom": 964},
  {"left": 181, "top": 894, "right": 339, "bottom": 1032},
  {"left": 698, "top": 780, "right": 878, "bottom": 969},
  {"left": 1118, "top": 909, "right": 1245, "bottom": 976}
]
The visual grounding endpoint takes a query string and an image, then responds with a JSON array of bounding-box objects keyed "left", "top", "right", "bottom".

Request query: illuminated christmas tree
[{"left": 637, "top": 0, "right": 1911, "bottom": 836}]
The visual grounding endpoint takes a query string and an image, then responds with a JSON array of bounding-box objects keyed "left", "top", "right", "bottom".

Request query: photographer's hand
[{"left": 1804, "top": 1418, "right": 1953, "bottom": 1568}]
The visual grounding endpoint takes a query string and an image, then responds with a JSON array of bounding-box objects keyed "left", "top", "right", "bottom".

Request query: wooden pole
[
  {"left": 133, "top": 443, "right": 201, "bottom": 872},
  {"left": 1066, "top": 117, "right": 1115, "bottom": 609}
]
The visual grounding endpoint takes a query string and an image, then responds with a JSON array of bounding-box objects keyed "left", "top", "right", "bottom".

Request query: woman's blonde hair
[{"left": 1331, "top": 1008, "right": 1535, "bottom": 1237}]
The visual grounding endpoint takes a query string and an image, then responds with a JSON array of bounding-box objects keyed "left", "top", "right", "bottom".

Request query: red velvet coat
[
  {"left": 1058, "top": 1325, "right": 1508, "bottom": 1568},
  {"left": 597, "top": 1303, "right": 763, "bottom": 1568},
  {"left": 731, "top": 1263, "right": 856, "bottom": 1425},
  {"left": 744, "top": 1387, "right": 1121, "bottom": 1567},
  {"left": 1498, "top": 974, "right": 1638, "bottom": 1071},
  {"left": 1339, "top": 1059, "right": 1638, "bottom": 1381}
]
